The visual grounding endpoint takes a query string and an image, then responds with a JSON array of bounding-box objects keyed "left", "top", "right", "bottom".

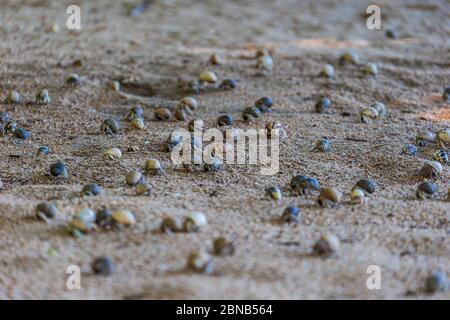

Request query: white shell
[
  {"left": 320, "top": 64, "right": 335, "bottom": 78},
  {"left": 321, "top": 234, "right": 341, "bottom": 253},
  {"left": 8, "top": 90, "right": 21, "bottom": 103},
  {"left": 112, "top": 209, "right": 136, "bottom": 225},
  {"left": 104, "top": 147, "right": 122, "bottom": 160},
  {"left": 371, "top": 102, "right": 387, "bottom": 117},
  {"left": 75, "top": 208, "right": 96, "bottom": 223},
  {"left": 256, "top": 55, "right": 273, "bottom": 70},
  {"left": 362, "top": 63, "right": 378, "bottom": 75},
  {"left": 111, "top": 80, "right": 120, "bottom": 91},
  {"left": 186, "top": 212, "right": 207, "bottom": 227},
  {"left": 350, "top": 188, "right": 365, "bottom": 204}
]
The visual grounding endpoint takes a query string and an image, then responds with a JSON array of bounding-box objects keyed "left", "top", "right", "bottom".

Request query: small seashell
[
  {"left": 256, "top": 55, "right": 273, "bottom": 70},
  {"left": 402, "top": 144, "right": 417, "bottom": 156},
  {"left": 338, "top": 51, "right": 359, "bottom": 65},
  {"left": 266, "top": 186, "right": 282, "bottom": 200},
  {"left": 187, "top": 251, "right": 213, "bottom": 274},
  {"left": 213, "top": 237, "right": 235, "bottom": 256},
  {"left": 104, "top": 148, "right": 122, "bottom": 160},
  {"left": 436, "top": 128, "right": 450, "bottom": 149},
  {"left": 64, "top": 73, "right": 81, "bottom": 86},
  {"left": 35, "top": 202, "right": 58, "bottom": 220},
  {"left": 5, "top": 90, "right": 22, "bottom": 104},
  {"left": 173, "top": 109, "right": 188, "bottom": 121},
  {"left": 313, "top": 137, "right": 331, "bottom": 152},
  {"left": 319, "top": 64, "right": 335, "bottom": 78},
  {"left": 318, "top": 188, "right": 342, "bottom": 207},
  {"left": 131, "top": 117, "right": 145, "bottom": 129},
  {"left": 70, "top": 208, "right": 96, "bottom": 233},
  {"left": 179, "top": 97, "right": 198, "bottom": 111},
  {"left": 209, "top": 53, "right": 223, "bottom": 65},
  {"left": 353, "top": 179, "right": 376, "bottom": 195},
  {"left": 144, "top": 158, "right": 164, "bottom": 175},
  {"left": 50, "top": 162, "right": 68, "bottom": 178},
  {"left": 126, "top": 170, "right": 144, "bottom": 186},
  {"left": 101, "top": 118, "right": 121, "bottom": 135},
  {"left": 154, "top": 107, "right": 172, "bottom": 121},
  {"left": 92, "top": 257, "right": 114, "bottom": 276},
  {"left": 111, "top": 80, "right": 120, "bottom": 92},
  {"left": 371, "top": 102, "right": 387, "bottom": 117},
  {"left": 81, "top": 183, "right": 101, "bottom": 196},
  {"left": 219, "top": 79, "right": 236, "bottom": 90},
  {"left": 112, "top": 209, "right": 136, "bottom": 225},
  {"left": 217, "top": 114, "right": 234, "bottom": 126},
  {"left": 313, "top": 234, "right": 341, "bottom": 257},
  {"left": 425, "top": 271, "right": 448, "bottom": 293},
  {"left": 198, "top": 70, "right": 218, "bottom": 83},
  {"left": 242, "top": 106, "right": 261, "bottom": 122},
  {"left": 416, "top": 130, "right": 436, "bottom": 147},
  {"left": 255, "top": 97, "right": 273, "bottom": 113},
  {"left": 420, "top": 161, "right": 443, "bottom": 180},
  {"left": 160, "top": 217, "right": 182, "bottom": 234},
  {"left": 135, "top": 182, "right": 152, "bottom": 196},
  {"left": 265, "top": 121, "right": 286, "bottom": 140},
  {"left": 281, "top": 206, "right": 300, "bottom": 223},
  {"left": 126, "top": 105, "right": 144, "bottom": 122},
  {"left": 416, "top": 181, "right": 437, "bottom": 199},
  {"left": 361, "top": 62, "right": 378, "bottom": 76},
  {"left": 291, "top": 176, "right": 320, "bottom": 195},
  {"left": 315, "top": 97, "right": 331, "bottom": 113},
  {"left": 183, "top": 211, "right": 207, "bottom": 232},
  {"left": 350, "top": 188, "right": 365, "bottom": 204},
  {"left": 358, "top": 107, "right": 378, "bottom": 124},
  {"left": 36, "top": 89, "right": 51, "bottom": 104}
]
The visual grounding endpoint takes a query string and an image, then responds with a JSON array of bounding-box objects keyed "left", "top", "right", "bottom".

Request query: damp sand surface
[{"left": 0, "top": 0, "right": 449, "bottom": 299}]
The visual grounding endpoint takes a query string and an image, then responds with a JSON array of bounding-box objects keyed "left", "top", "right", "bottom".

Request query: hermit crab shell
[
  {"left": 183, "top": 212, "right": 208, "bottom": 231},
  {"left": 361, "top": 62, "right": 378, "bottom": 75},
  {"left": 198, "top": 71, "right": 217, "bottom": 83},
  {"left": 6, "top": 90, "right": 22, "bottom": 103},
  {"left": 318, "top": 188, "right": 342, "bottom": 206},
  {"left": 126, "top": 170, "right": 144, "bottom": 186},
  {"left": 187, "top": 251, "right": 213, "bottom": 274},
  {"left": 313, "top": 233, "right": 341, "bottom": 257},
  {"left": 160, "top": 217, "right": 182, "bottom": 234},
  {"left": 104, "top": 147, "right": 122, "bottom": 160},
  {"left": 358, "top": 107, "right": 378, "bottom": 123},
  {"left": 256, "top": 54, "right": 273, "bottom": 70},
  {"left": 437, "top": 129, "right": 450, "bottom": 144},
  {"left": 112, "top": 209, "right": 136, "bottom": 225},
  {"left": 339, "top": 51, "right": 359, "bottom": 65},
  {"left": 420, "top": 160, "right": 443, "bottom": 180},
  {"left": 350, "top": 188, "right": 365, "bottom": 204},
  {"left": 70, "top": 208, "right": 97, "bottom": 232},
  {"left": 416, "top": 130, "right": 436, "bottom": 146},
  {"left": 265, "top": 122, "right": 287, "bottom": 139},
  {"left": 371, "top": 102, "right": 387, "bottom": 117},
  {"left": 319, "top": 64, "right": 335, "bottom": 78},
  {"left": 144, "top": 159, "right": 163, "bottom": 174},
  {"left": 131, "top": 117, "right": 145, "bottom": 129},
  {"left": 179, "top": 97, "right": 198, "bottom": 111}
]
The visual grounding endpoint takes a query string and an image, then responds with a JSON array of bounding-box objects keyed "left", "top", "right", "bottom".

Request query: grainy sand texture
[{"left": 0, "top": 0, "right": 449, "bottom": 299}]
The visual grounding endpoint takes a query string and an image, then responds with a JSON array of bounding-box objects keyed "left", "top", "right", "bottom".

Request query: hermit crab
[
  {"left": 436, "top": 129, "right": 450, "bottom": 149},
  {"left": 358, "top": 107, "right": 378, "bottom": 124}
]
